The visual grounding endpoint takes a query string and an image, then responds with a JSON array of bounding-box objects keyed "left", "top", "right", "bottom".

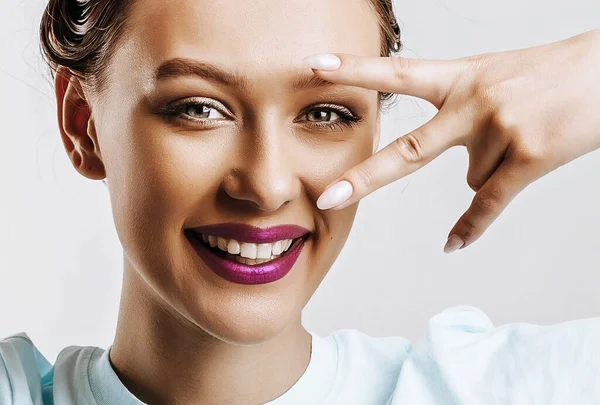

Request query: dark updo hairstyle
[{"left": 40, "top": 0, "right": 402, "bottom": 109}]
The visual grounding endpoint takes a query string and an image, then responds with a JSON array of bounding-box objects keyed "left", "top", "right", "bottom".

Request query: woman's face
[{"left": 84, "top": 0, "right": 381, "bottom": 342}]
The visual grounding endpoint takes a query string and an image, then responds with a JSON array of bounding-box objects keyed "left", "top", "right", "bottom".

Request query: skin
[
  {"left": 54, "top": 0, "right": 383, "bottom": 404},
  {"left": 310, "top": 29, "right": 600, "bottom": 253},
  {"left": 53, "top": 0, "right": 599, "bottom": 402}
]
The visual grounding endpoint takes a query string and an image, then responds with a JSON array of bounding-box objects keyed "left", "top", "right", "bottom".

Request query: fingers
[
  {"left": 302, "top": 53, "right": 463, "bottom": 109},
  {"left": 444, "top": 158, "right": 540, "bottom": 253},
  {"left": 316, "top": 109, "right": 468, "bottom": 211},
  {"left": 466, "top": 137, "right": 508, "bottom": 192}
]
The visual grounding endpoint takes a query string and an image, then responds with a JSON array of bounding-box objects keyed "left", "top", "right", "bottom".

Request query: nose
[{"left": 222, "top": 123, "right": 302, "bottom": 212}]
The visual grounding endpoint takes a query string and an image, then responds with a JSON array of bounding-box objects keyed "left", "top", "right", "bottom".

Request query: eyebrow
[{"left": 154, "top": 57, "right": 336, "bottom": 91}]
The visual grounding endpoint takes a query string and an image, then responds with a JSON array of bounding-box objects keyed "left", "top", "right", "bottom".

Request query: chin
[{"left": 188, "top": 301, "right": 300, "bottom": 345}]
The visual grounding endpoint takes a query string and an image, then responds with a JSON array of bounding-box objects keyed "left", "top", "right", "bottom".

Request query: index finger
[
  {"left": 316, "top": 108, "right": 469, "bottom": 211},
  {"left": 302, "top": 53, "right": 463, "bottom": 109}
]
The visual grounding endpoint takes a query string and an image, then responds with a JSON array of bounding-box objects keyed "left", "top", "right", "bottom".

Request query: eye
[
  {"left": 299, "top": 104, "right": 363, "bottom": 131},
  {"left": 306, "top": 109, "right": 341, "bottom": 123},
  {"left": 182, "top": 103, "right": 225, "bottom": 120},
  {"left": 157, "top": 98, "right": 229, "bottom": 125}
]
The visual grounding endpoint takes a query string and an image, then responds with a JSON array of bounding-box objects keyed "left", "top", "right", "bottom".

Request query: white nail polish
[
  {"left": 302, "top": 54, "right": 341, "bottom": 71},
  {"left": 317, "top": 181, "right": 353, "bottom": 210},
  {"left": 444, "top": 234, "right": 465, "bottom": 254}
]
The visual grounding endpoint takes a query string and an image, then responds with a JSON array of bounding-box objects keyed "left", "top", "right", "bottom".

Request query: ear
[
  {"left": 55, "top": 67, "right": 106, "bottom": 181},
  {"left": 373, "top": 112, "right": 381, "bottom": 154}
]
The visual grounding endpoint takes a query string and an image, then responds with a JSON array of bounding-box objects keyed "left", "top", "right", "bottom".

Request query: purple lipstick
[{"left": 185, "top": 223, "right": 310, "bottom": 285}]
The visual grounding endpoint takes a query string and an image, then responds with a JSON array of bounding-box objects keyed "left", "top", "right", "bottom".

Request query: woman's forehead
[{"left": 124, "top": 0, "right": 381, "bottom": 69}]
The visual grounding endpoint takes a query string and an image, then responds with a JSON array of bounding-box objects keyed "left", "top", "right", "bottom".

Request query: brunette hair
[{"left": 40, "top": 0, "right": 402, "bottom": 107}]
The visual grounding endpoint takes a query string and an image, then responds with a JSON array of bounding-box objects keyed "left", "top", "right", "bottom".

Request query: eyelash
[
  {"left": 157, "top": 98, "right": 363, "bottom": 131},
  {"left": 301, "top": 103, "right": 363, "bottom": 131}
]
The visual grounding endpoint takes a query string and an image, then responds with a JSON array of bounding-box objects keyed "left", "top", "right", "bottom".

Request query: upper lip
[{"left": 187, "top": 223, "right": 310, "bottom": 244}]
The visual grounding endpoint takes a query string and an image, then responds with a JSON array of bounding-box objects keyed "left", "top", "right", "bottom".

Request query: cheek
[
  {"left": 300, "top": 126, "right": 375, "bottom": 200},
  {"left": 300, "top": 126, "right": 374, "bottom": 267},
  {"left": 129, "top": 132, "right": 228, "bottom": 220},
  {"left": 103, "top": 119, "right": 231, "bottom": 260}
]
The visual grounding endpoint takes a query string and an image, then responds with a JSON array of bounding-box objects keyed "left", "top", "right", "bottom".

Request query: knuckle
[
  {"left": 473, "top": 81, "right": 513, "bottom": 114},
  {"left": 391, "top": 56, "right": 411, "bottom": 82},
  {"left": 354, "top": 165, "right": 375, "bottom": 190},
  {"left": 473, "top": 83, "right": 499, "bottom": 108},
  {"left": 472, "top": 189, "right": 502, "bottom": 216},
  {"left": 515, "top": 142, "right": 546, "bottom": 165},
  {"left": 392, "top": 134, "right": 424, "bottom": 165},
  {"left": 468, "top": 55, "right": 487, "bottom": 72},
  {"left": 466, "top": 174, "right": 483, "bottom": 192},
  {"left": 343, "top": 55, "right": 361, "bottom": 77},
  {"left": 488, "top": 107, "right": 521, "bottom": 135},
  {"left": 459, "top": 216, "right": 477, "bottom": 240}
]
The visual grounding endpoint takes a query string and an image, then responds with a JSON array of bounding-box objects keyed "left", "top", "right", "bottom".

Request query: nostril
[{"left": 220, "top": 170, "right": 300, "bottom": 213}]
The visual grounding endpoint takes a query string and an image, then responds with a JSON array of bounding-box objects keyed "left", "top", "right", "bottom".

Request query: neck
[{"left": 109, "top": 260, "right": 312, "bottom": 405}]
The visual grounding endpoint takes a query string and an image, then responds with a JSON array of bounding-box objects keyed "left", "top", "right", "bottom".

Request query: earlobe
[{"left": 55, "top": 68, "right": 106, "bottom": 180}]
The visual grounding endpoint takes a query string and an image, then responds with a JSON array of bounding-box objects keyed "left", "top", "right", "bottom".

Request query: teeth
[
  {"left": 217, "top": 237, "right": 228, "bottom": 251},
  {"left": 199, "top": 234, "right": 299, "bottom": 260},
  {"left": 257, "top": 243, "right": 272, "bottom": 259},
  {"left": 227, "top": 239, "right": 241, "bottom": 255},
  {"left": 240, "top": 242, "right": 258, "bottom": 259},
  {"left": 272, "top": 240, "right": 283, "bottom": 255}
]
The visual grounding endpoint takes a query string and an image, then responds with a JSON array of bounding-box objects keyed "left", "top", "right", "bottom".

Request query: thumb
[{"left": 302, "top": 53, "right": 463, "bottom": 109}]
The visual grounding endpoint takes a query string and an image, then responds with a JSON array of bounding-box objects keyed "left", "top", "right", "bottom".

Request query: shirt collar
[{"left": 88, "top": 330, "right": 338, "bottom": 405}]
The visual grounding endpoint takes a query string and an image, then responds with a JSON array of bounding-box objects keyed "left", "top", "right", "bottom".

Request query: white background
[{"left": 1, "top": 0, "right": 599, "bottom": 363}]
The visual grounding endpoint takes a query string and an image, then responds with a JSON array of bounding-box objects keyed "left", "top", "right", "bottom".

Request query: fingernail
[
  {"left": 302, "top": 54, "right": 341, "bottom": 71},
  {"left": 444, "top": 234, "right": 465, "bottom": 254},
  {"left": 317, "top": 181, "right": 353, "bottom": 210}
]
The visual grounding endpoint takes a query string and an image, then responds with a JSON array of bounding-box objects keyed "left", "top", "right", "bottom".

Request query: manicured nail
[
  {"left": 444, "top": 234, "right": 465, "bottom": 254},
  {"left": 317, "top": 181, "right": 353, "bottom": 210},
  {"left": 302, "top": 54, "right": 341, "bottom": 71}
]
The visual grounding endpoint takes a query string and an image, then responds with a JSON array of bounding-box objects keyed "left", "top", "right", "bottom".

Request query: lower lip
[{"left": 186, "top": 233, "right": 308, "bottom": 285}]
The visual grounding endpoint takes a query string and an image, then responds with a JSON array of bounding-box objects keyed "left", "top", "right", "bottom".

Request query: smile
[
  {"left": 185, "top": 223, "right": 310, "bottom": 285},
  {"left": 194, "top": 233, "right": 300, "bottom": 265}
]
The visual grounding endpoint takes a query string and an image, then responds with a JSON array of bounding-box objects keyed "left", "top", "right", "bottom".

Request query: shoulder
[
  {"left": 0, "top": 332, "right": 100, "bottom": 405},
  {"left": 387, "top": 305, "right": 600, "bottom": 405},
  {"left": 327, "top": 328, "right": 412, "bottom": 372},
  {"left": 423, "top": 305, "right": 600, "bottom": 362},
  {"left": 319, "top": 327, "right": 412, "bottom": 403},
  {"left": 0, "top": 332, "right": 55, "bottom": 405}
]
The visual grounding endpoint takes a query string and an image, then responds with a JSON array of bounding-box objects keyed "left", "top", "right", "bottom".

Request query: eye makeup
[
  {"left": 157, "top": 97, "right": 233, "bottom": 125},
  {"left": 296, "top": 103, "right": 363, "bottom": 131},
  {"left": 155, "top": 97, "right": 364, "bottom": 132}
]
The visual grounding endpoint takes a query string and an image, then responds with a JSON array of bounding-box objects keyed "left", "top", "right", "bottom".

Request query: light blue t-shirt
[{"left": 1, "top": 305, "right": 599, "bottom": 404}]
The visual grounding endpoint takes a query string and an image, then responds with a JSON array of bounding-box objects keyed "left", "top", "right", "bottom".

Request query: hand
[{"left": 303, "top": 29, "right": 600, "bottom": 253}]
